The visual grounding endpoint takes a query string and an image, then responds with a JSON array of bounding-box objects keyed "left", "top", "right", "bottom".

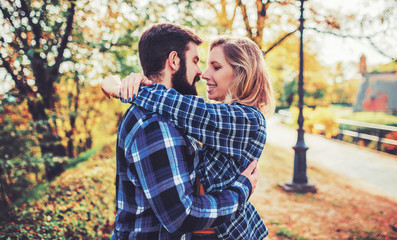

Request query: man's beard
[{"left": 171, "top": 60, "right": 199, "bottom": 96}]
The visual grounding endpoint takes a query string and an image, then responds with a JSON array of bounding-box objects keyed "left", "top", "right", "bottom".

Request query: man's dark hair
[{"left": 138, "top": 23, "right": 202, "bottom": 80}]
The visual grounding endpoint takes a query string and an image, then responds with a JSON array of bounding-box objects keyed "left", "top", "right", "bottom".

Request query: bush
[
  {"left": 0, "top": 145, "right": 115, "bottom": 239},
  {"left": 290, "top": 106, "right": 340, "bottom": 138},
  {"left": 383, "top": 131, "right": 397, "bottom": 154}
]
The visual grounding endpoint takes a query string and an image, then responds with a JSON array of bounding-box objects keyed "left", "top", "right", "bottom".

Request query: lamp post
[{"left": 280, "top": 0, "right": 317, "bottom": 193}]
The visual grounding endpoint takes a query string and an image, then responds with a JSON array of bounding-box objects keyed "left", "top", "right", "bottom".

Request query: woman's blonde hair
[{"left": 210, "top": 36, "right": 275, "bottom": 118}]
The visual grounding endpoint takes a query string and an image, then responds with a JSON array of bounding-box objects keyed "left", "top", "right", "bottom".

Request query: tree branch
[
  {"left": 236, "top": 0, "right": 252, "bottom": 39},
  {"left": 51, "top": 0, "right": 76, "bottom": 78},
  {"left": 366, "top": 38, "right": 396, "bottom": 62},
  {"left": 264, "top": 29, "right": 298, "bottom": 56},
  {"left": 0, "top": 3, "right": 30, "bottom": 53},
  {"left": 305, "top": 27, "right": 386, "bottom": 39},
  {"left": 230, "top": 2, "right": 238, "bottom": 24},
  {"left": 306, "top": 27, "right": 396, "bottom": 61},
  {"left": 38, "top": 0, "right": 49, "bottom": 24},
  {"left": 204, "top": 0, "right": 218, "bottom": 14},
  {"left": 19, "top": 0, "right": 42, "bottom": 48},
  {"left": 255, "top": 0, "right": 270, "bottom": 45},
  {"left": 0, "top": 53, "right": 33, "bottom": 95}
]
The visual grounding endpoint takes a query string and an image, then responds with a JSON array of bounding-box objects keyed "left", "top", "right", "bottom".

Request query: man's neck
[{"left": 148, "top": 72, "right": 172, "bottom": 89}]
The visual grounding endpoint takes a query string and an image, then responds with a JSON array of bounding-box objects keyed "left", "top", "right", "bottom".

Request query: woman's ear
[{"left": 168, "top": 51, "right": 180, "bottom": 72}]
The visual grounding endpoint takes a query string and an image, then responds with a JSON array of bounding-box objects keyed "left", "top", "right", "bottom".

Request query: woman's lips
[{"left": 207, "top": 84, "right": 217, "bottom": 93}]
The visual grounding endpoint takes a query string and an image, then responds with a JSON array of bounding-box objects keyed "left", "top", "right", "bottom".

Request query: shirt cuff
[{"left": 230, "top": 175, "right": 252, "bottom": 207}]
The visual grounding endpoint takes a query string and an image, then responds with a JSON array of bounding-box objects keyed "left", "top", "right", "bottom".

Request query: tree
[
  {"left": 200, "top": 0, "right": 299, "bottom": 53},
  {"left": 308, "top": 0, "right": 396, "bottom": 62},
  {"left": 0, "top": 0, "right": 76, "bottom": 155}
]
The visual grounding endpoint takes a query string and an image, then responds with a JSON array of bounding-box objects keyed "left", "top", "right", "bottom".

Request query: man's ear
[{"left": 168, "top": 51, "right": 180, "bottom": 72}]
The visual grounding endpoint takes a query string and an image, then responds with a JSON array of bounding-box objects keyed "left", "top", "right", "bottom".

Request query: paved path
[{"left": 266, "top": 114, "right": 397, "bottom": 201}]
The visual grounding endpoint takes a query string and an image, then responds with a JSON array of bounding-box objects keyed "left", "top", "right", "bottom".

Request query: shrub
[
  {"left": 383, "top": 131, "right": 397, "bottom": 154},
  {"left": 290, "top": 106, "right": 340, "bottom": 138},
  {"left": 0, "top": 145, "right": 115, "bottom": 239}
]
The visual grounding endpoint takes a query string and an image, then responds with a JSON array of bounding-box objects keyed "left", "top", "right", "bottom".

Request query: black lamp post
[{"left": 280, "top": 0, "right": 317, "bottom": 193}]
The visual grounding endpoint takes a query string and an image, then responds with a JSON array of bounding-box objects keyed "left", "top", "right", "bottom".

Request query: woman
[{"left": 103, "top": 36, "right": 275, "bottom": 239}]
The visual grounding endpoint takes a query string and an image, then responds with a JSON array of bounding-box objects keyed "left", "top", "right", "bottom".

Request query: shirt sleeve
[
  {"left": 132, "top": 84, "right": 267, "bottom": 161},
  {"left": 127, "top": 117, "right": 252, "bottom": 234}
]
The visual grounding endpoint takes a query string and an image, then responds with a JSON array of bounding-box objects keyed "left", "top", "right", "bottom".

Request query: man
[{"left": 104, "top": 23, "right": 258, "bottom": 239}]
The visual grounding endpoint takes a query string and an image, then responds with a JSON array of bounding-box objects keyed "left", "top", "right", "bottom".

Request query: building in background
[{"left": 354, "top": 55, "right": 397, "bottom": 114}]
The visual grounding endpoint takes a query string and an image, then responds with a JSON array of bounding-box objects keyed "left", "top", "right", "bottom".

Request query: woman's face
[{"left": 202, "top": 46, "right": 234, "bottom": 101}]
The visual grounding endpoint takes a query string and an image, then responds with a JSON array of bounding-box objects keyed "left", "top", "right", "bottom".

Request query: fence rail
[
  {"left": 278, "top": 110, "right": 397, "bottom": 151},
  {"left": 335, "top": 119, "right": 397, "bottom": 150}
]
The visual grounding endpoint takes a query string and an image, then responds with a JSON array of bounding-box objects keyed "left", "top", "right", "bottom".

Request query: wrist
[{"left": 231, "top": 175, "right": 252, "bottom": 205}]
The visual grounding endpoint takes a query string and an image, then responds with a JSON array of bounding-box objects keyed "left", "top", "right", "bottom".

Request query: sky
[{"left": 308, "top": 0, "right": 396, "bottom": 67}]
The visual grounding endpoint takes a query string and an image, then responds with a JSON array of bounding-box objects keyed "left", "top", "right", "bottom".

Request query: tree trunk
[{"left": 27, "top": 99, "right": 66, "bottom": 156}]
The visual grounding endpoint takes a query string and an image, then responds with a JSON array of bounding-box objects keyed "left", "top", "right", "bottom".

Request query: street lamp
[{"left": 280, "top": 0, "right": 317, "bottom": 193}]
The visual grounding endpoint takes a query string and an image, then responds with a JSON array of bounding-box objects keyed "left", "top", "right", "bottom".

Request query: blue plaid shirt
[
  {"left": 113, "top": 104, "right": 253, "bottom": 239},
  {"left": 132, "top": 84, "right": 269, "bottom": 239}
]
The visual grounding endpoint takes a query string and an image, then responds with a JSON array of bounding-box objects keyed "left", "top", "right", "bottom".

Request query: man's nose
[{"left": 197, "top": 66, "right": 202, "bottom": 75}]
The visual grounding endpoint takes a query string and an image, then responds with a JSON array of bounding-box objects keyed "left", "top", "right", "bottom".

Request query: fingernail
[
  {"left": 128, "top": 97, "right": 131, "bottom": 102},
  {"left": 133, "top": 94, "right": 136, "bottom": 100}
]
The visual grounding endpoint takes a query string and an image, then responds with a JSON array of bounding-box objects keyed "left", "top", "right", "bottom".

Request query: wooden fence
[
  {"left": 278, "top": 110, "right": 397, "bottom": 152},
  {"left": 335, "top": 119, "right": 397, "bottom": 151}
]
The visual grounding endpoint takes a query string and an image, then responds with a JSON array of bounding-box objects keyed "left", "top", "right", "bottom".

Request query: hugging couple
[{"left": 101, "top": 23, "right": 275, "bottom": 240}]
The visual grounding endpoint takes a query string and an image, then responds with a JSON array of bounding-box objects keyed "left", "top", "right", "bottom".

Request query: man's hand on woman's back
[{"left": 240, "top": 160, "right": 259, "bottom": 195}]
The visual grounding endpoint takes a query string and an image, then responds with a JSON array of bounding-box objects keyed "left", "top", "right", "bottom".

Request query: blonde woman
[{"left": 103, "top": 36, "right": 275, "bottom": 239}]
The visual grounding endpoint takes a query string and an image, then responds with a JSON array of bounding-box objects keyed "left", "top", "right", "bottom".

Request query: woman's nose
[{"left": 202, "top": 68, "right": 210, "bottom": 81}]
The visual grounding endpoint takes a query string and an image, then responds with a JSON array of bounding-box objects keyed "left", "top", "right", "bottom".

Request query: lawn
[{"left": 2, "top": 142, "right": 397, "bottom": 239}]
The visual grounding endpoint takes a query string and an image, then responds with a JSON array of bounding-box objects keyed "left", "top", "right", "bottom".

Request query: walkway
[{"left": 266, "top": 114, "right": 397, "bottom": 201}]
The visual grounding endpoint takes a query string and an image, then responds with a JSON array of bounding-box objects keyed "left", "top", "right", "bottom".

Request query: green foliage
[
  {"left": 0, "top": 98, "right": 42, "bottom": 204},
  {"left": 277, "top": 227, "right": 307, "bottom": 240},
  {"left": 0, "top": 91, "right": 110, "bottom": 205},
  {"left": 0, "top": 145, "right": 115, "bottom": 239},
  {"left": 284, "top": 79, "right": 297, "bottom": 107}
]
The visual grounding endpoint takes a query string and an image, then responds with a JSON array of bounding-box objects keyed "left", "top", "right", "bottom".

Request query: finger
[
  {"left": 246, "top": 160, "right": 258, "bottom": 173},
  {"left": 252, "top": 164, "right": 259, "bottom": 175},
  {"left": 101, "top": 87, "right": 111, "bottom": 99},
  {"left": 122, "top": 76, "right": 129, "bottom": 102},
  {"left": 132, "top": 75, "right": 141, "bottom": 100},
  {"left": 128, "top": 76, "right": 134, "bottom": 102}
]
